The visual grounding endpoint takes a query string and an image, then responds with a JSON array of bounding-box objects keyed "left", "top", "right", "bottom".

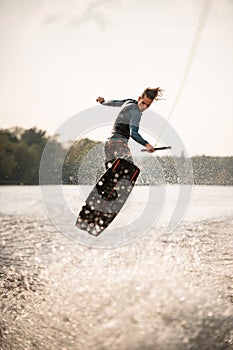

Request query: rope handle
[{"left": 141, "top": 146, "right": 172, "bottom": 152}]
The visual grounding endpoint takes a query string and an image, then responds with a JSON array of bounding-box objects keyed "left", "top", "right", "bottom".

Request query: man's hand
[
  {"left": 145, "top": 143, "right": 155, "bottom": 153},
  {"left": 96, "top": 97, "right": 105, "bottom": 104}
]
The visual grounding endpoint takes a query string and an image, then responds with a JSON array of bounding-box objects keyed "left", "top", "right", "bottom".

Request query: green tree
[
  {"left": 13, "top": 142, "right": 38, "bottom": 184},
  {"left": 21, "top": 127, "right": 47, "bottom": 149},
  {"left": 0, "top": 132, "right": 18, "bottom": 183},
  {"left": 0, "top": 127, "right": 50, "bottom": 184},
  {"left": 39, "top": 137, "right": 66, "bottom": 184}
]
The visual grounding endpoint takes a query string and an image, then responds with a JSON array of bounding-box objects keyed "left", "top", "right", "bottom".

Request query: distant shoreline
[{"left": 1, "top": 127, "right": 233, "bottom": 186}]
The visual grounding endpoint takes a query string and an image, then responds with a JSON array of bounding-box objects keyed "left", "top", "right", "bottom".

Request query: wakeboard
[{"left": 76, "top": 158, "right": 140, "bottom": 236}]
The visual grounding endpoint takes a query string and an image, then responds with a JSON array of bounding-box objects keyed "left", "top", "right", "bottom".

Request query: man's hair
[{"left": 141, "top": 87, "right": 163, "bottom": 101}]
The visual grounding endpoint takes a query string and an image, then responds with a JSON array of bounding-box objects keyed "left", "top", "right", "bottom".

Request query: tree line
[{"left": 0, "top": 127, "right": 233, "bottom": 185}]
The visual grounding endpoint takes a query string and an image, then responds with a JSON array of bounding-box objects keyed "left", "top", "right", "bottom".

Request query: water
[
  {"left": 1, "top": 184, "right": 233, "bottom": 221},
  {"left": 0, "top": 185, "right": 233, "bottom": 349}
]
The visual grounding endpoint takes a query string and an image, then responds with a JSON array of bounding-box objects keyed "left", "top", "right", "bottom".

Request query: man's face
[{"left": 137, "top": 95, "right": 153, "bottom": 112}]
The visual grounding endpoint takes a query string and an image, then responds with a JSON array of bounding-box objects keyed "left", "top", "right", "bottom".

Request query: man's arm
[
  {"left": 130, "top": 110, "right": 155, "bottom": 152},
  {"left": 96, "top": 97, "right": 129, "bottom": 107},
  {"left": 130, "top": 124, "right": 148, "bottom": 146}
]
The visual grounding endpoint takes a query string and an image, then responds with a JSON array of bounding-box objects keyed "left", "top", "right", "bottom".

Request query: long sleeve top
[{"left": 102, "top": 99, "right": 148, "bottom": 146}]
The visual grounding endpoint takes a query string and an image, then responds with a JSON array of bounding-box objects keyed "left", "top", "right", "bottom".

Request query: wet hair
[{"left": 141, "top": 87, "right": 163, "bottom": 101}]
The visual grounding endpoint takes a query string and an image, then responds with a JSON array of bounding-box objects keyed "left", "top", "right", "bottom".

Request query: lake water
[
  {"left": 0, "top": 185, "right": 233, "bottom": 349},
  {"left": 1, "top": 184, "right": 233, "bottom": 221}
]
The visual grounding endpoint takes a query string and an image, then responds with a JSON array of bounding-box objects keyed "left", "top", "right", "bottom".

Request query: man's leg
[
  {"left": 116, "top": 140, "right": 133, "bottom": 163},
  {"left": 104, "top": 140, "right": 116, "bottom": 169},
  {"left": 104, "top": 140, "right": 133, "bottom": 169}
]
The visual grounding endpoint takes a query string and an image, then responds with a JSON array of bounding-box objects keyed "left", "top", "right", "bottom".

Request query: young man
[{"left": 96, "top": 87, "right": 163, "bottom": 169}]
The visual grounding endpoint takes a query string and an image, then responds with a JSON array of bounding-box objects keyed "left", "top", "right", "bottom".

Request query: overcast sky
[{"left": 1, "top": 0, "right": 233, "bottom": 156}]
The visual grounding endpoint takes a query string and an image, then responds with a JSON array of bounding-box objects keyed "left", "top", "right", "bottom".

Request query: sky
[{"left": 0, "top": 0, "right": 233, "bottom": 156}]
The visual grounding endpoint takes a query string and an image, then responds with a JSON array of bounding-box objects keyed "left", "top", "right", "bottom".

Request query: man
[{"left": 96, "top": 87, "right": 163, "bottom": 169}]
